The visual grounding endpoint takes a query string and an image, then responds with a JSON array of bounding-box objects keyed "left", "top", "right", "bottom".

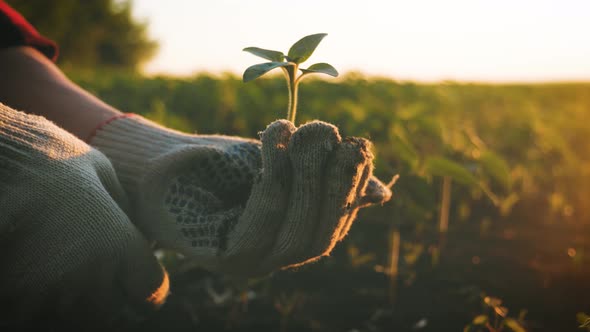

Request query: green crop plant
[
  {"left": 242, "top": 33, "right": 339, "bottom": 123},
  {"left": 464, "top": 295, "right": 527, "bottom": 332}
]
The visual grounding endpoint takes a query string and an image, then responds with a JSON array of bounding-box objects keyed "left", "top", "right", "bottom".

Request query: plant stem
[
  {"left": 284, "top": 64, "right": 299, "bottom": 123},
  {"left": 288, "top": 82, "right": 299, "bottom": 123}
]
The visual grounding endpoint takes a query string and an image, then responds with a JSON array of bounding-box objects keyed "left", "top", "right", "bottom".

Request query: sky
[{"left": 131, "top": 0, "right": 590, "bottom": 82}]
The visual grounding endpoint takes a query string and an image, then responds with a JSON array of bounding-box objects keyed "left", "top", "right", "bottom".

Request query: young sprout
[{"left": 242, "top": 33, "right": 339, "bottom": 123}]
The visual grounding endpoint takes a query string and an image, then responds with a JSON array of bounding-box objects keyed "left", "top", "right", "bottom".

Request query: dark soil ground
[{"left": 135, "top": 219, "right": 590, "bottom": 332}]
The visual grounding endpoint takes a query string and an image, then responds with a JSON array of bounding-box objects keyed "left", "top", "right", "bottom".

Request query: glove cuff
[{"left": 88, "top": 114, "right": 191, "bottom": 197}]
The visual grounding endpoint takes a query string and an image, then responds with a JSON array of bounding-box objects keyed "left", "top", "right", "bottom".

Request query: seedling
[{"left": 242, "top": 33, "right": 339, "bottom": 123}]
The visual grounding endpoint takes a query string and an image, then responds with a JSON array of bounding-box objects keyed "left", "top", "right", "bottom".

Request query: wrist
[
  {"left": 0, "top": 47, "right": 123, "bottom": 141},
  {"left": 89, "top": 114, "right": 183, "bottom": 196},
  {"left": 85, "top": 113, "right": 137, "bottom": 143}
]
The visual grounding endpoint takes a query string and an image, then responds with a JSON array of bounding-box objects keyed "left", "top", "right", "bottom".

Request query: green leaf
[
  {"left": 503, "top": 318, "right": 526, "bottom": 332},
  {"left": 390, "top": 124, "right": 420, "bottom": 169},
  {"left": 479, "top": 151, "right": 511, "bottom": 190},
  {"left": 300, "top": 63, "right": 339, "bottom": 77},
  {"left": 243, "top": 62, "right": 291, "bottom": 82},
  {"left": 425, "top": 157, "right": 478, "bottom": 186},
  {"left": 472, "top": 315, "right": 488, "bottom": 325},
  {"left": 243, "top": 47, "right": 284, "bottom": 62},
  {"left": 287, "top": 33, "right": 327, "bottom": 64}
]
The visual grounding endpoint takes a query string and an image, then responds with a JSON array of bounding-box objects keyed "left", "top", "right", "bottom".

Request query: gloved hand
[
  {"left": 0, "top": 104, "right": 168, "bottom": 329},
  {"left": 90, "top": 115, "right": 392, "bottom": 277}
]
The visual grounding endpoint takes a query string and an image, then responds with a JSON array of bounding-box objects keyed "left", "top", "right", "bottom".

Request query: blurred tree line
[{"left": 7, "top": 0, "right": 157, "bottom": 70}]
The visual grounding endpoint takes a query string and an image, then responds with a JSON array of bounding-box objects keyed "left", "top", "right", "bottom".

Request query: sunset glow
[{"left": 132, "top": 0, "right": 590, "bottom": 82}]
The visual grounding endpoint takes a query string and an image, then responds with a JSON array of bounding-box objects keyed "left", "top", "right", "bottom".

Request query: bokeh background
[{"left": 8, "top": 0, "right": 590, "bottom": 331}]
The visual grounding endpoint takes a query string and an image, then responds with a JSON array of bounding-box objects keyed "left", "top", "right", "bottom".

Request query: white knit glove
[
  {"left": 0, "top": 104, "right": 168, "bottom": 329},
  {"left": 91, "top": 115, "right": 392, "bottom": 276}
]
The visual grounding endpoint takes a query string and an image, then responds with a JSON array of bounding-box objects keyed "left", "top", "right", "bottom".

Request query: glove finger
[
  {"left": 337, "top": 205, "right": 362, "bottom": 243},
  {"left": 114, "top": 230, "right": 170, "bottom": 320},
  {"left": 334, "top": 143, "right": 374, "bottom": 241},
  {"left": 265, "top": 121, "right": 341, "bottom": 267},
  {"left": 357, "top": 175, "right": 394, "bottom": 208},
  {"left": 225, "top": 120, "right": 295, "bottom": 260},
  {"left": 337, "top": 175, "right": 395, "bottom": 242},
  {"left": 308, "top": 137, "right": 373, "bottom": 258}
]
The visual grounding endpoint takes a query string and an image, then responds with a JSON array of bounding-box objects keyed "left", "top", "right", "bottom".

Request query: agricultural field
[{"left": 69, "top": 70, "right": 590, "bottom": 332}]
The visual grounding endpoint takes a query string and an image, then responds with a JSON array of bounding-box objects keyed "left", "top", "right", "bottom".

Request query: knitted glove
[
  {"left": 91, "top": 115, "right": 392, "bottom": 276},
  {"left": 0, "top": 104, "right": 168, "bottom": 329}
]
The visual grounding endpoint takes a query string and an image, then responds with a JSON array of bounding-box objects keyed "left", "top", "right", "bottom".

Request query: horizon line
[{"left": 138, "top": 68, "right": 590, "bottom": 85}]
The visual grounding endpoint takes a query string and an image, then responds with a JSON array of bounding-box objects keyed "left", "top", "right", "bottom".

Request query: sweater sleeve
[{"left": 0, "top": 1, "right": 57, "bottom": 61}]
